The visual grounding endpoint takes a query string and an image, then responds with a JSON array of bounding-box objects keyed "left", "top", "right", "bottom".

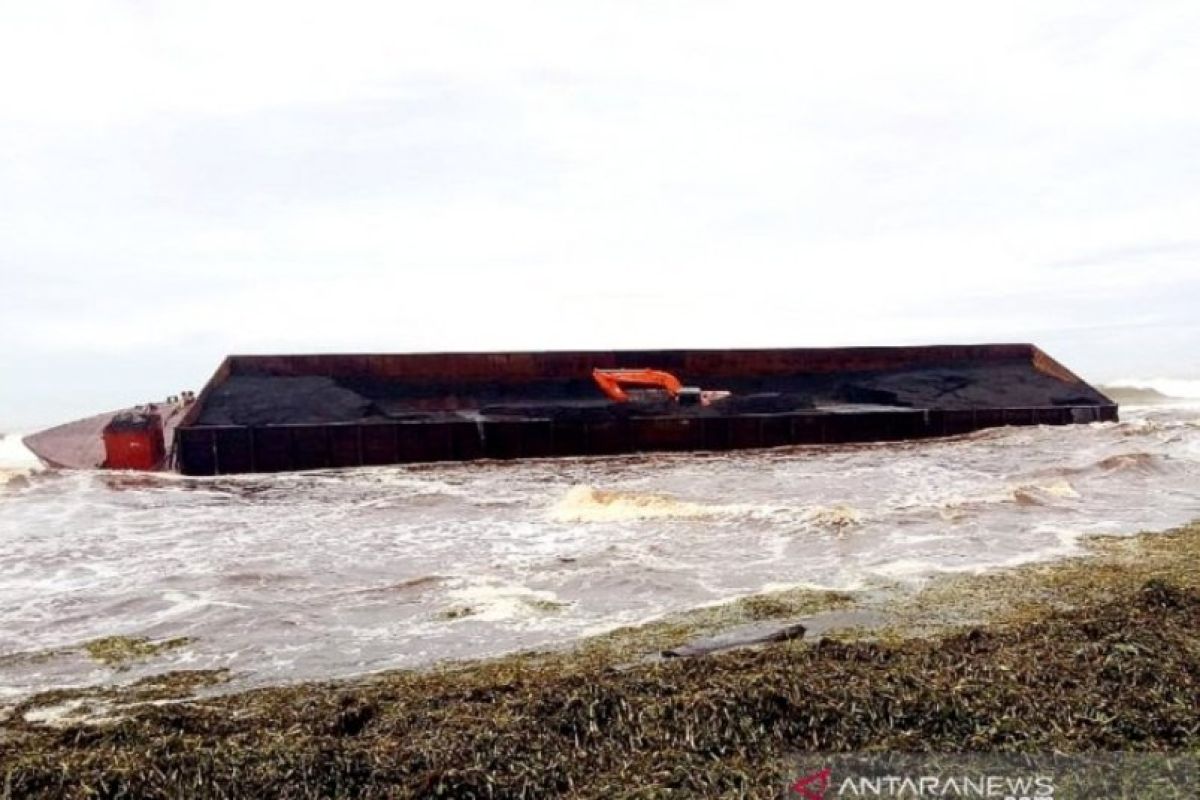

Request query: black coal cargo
[{"left": 172, "top": 344, "right": 1117, "bottom": 475}]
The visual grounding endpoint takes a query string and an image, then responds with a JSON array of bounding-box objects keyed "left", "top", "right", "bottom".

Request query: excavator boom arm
[{"left": 592, "top": 368, "right": 684, "bottom": 403}]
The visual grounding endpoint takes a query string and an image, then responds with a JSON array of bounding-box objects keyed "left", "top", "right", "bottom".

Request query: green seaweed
[
  {"left": 82, "top": 635, "right": 193, "bottom": 667},
  {"left": 2, "top": 522, "right": 1199, "bottom": 799}
]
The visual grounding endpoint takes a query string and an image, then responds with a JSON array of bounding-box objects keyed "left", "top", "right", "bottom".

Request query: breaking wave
[
  {"left": 0, "top": 469, "right": 32, "bottom": 488},
  {"left": 548, "top": 485, "right": 739, "bottom": 522},
  {"left": 0, "top": 434, "right": 40, "bottom": 487},
  {"left": 1033, "top": 451, "right": 1168, "bottom": 481},
  {"left": 801, "top": 505, "right": 862, "bottom": 529},
  {"left": 1011, "top": 479, "right": 1080, "bottom": 506},
  {"left": 0, "top": 433, "right": 38, "bottom": 466},
  {"left": 2, "top": 403, "right": 1199, "bottom": 704},
  {"left": 442, "top": 580, "right": 569, "bottom": 623},
  {"left": 1095, "top": 452, "right": 1163, "bottom": 473},
  {"left": 1108, "top": 378, "right": 1200, "bottom": 400}
]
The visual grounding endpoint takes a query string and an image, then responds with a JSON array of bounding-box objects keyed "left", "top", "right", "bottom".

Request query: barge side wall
[{"left": 174, "top": 345, "right": 1117, "bottom": 475}]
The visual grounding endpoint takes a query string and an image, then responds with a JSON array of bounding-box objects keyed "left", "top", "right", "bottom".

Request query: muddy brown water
[{"left": 2, "top": 401, "right": 1199, "bottom": 704}]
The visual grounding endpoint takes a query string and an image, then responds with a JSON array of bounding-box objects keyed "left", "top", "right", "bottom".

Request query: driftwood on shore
[{"left": 661, "top": 621, "right": 806, "bottom": 657}]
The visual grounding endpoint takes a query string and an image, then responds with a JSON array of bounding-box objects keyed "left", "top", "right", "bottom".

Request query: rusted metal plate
[
  {"left": 214, "top": 427, "right": 254, "bottom": 474},
  {"left": 176, "top": 427, "right": 216, "bottom": 476},
  {"left": 26, "top": 345, "right": 1118, "bottom": 476},
  {"left": 329, "top": 426, "right": 363, "bottom": 469},
  {"left": 24, "top": 400, "right": 189, "bottom": 471},
  {"left": 177, "top": 402, "right": 1120, "bottom": 475},
  {"left": 291, "top": 427, "right": 330, "bottom": 471},
  {"left": 252, "top": 427, "right": 294, "bottom": 473},
  {"left": 218, "top": 344, "right": 1052, "bottom": 385},
  {"left": 360, "top": 424, "right": 398, "bottom": 466}
]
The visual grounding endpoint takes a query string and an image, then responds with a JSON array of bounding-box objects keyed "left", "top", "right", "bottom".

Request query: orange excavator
[{"left": 591, "top": 368, "right": 730, "bottom": 407}]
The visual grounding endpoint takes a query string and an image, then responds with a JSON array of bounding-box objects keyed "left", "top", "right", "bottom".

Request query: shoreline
[{"left": 3, "top": 520, "right": 1200, "bottom": 797}]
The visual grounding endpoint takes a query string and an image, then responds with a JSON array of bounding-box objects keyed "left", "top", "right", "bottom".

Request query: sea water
[{"left": 2, "top": 388, "right": 1198, "bottom": 702}]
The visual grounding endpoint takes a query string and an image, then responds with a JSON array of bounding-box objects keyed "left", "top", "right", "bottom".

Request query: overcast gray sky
[{"left": 2, "top": 1, "right": 1198, "bottom": 429}]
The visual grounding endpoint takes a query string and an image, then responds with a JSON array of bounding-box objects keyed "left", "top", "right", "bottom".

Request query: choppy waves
[
  {"left": 2, "top": 405, "right": 1200, "bottom": 701},
  {"left": 1107, "top": 377, "right": 1200, "bottom": 401},
  {"left": 548, "top": 485, "right": 746, "bottom": 522},
  {"left": 0, "top": 434, "right": 40, "bottom": 486}
]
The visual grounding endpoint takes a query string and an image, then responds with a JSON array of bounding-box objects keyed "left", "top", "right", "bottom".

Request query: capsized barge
[{"left": 24, "top": 345, "right": 1117, "bottom": 476}]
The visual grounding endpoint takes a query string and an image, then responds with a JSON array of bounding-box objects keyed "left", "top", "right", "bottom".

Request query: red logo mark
[{"left": 791, "top": 767, "right": 831, "bottom": 799}]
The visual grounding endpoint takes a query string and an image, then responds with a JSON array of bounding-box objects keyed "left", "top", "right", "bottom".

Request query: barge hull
[
  {"left": 176, "top": 405, "right": 1114, "bottom": 476},
  {"left": 172, "top": 344, "right": 1117, "bottom": 476}
]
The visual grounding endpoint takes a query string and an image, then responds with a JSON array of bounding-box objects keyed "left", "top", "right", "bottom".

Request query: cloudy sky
[{"left": 2, "top": 1, "right": 1198, "bottom": 429}]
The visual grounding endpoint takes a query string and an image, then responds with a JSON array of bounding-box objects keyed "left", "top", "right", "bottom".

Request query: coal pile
[
  {"left": 196, "top": 376, "right": 377, "bottom": 426},
  {"left": 759, "top": 364, "right": 1108, "bottom": 411},
  {"left": 712, "top": 392, "right": 815, "bottom": 414},
  {"left": 193, "top": 361, "right": 1110, "bottom": 430},
  {"left": 861, "top": 364, "right": 1105, "bottom": 409}
]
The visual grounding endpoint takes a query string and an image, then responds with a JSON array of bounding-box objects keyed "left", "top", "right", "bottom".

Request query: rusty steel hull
[
  {"left": 23, "top": 401, "right": 190, "bottom": 471},
  {"left": 174, "top": 405, "right": 1114, "bottom": 475},
  {"left": 168, "top": 345, "right": 1117, "bottom": 476}
]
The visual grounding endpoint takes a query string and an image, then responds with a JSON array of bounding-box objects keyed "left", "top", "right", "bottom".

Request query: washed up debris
[
  {"left": 82, "top": 636, "right": 192, "bottom": 667},
  {"left": 436, "top": 605, "right": 476, "bottom": 621},
  {"left": 662, "top": 621, "right": 806, "bottom": 657},
  {"left": 8, "top": 669, "right": 229, "bottom": 729},
  {"left": 4, "top": 522, "right": 1200, "bottom": 799}
]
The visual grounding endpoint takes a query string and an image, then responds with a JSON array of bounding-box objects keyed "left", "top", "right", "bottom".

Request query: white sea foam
[
  {"left": 0, "top": 433, "right": 41, "bottom": 485},
  {"left": 547, "top": 484, "right": 742, "bottom": 522},
  {"left": 1, "top": 404, "right": 1198, "bottom": 701},
  {"left": 801, "top": 505, "right": 862, "bottom": 529},
  {"left": 1109, "top": 377, "right": 1200, "bottom": 400},
  {"left": 443, "top": 580, "right": 568, "bottom": 623}
]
